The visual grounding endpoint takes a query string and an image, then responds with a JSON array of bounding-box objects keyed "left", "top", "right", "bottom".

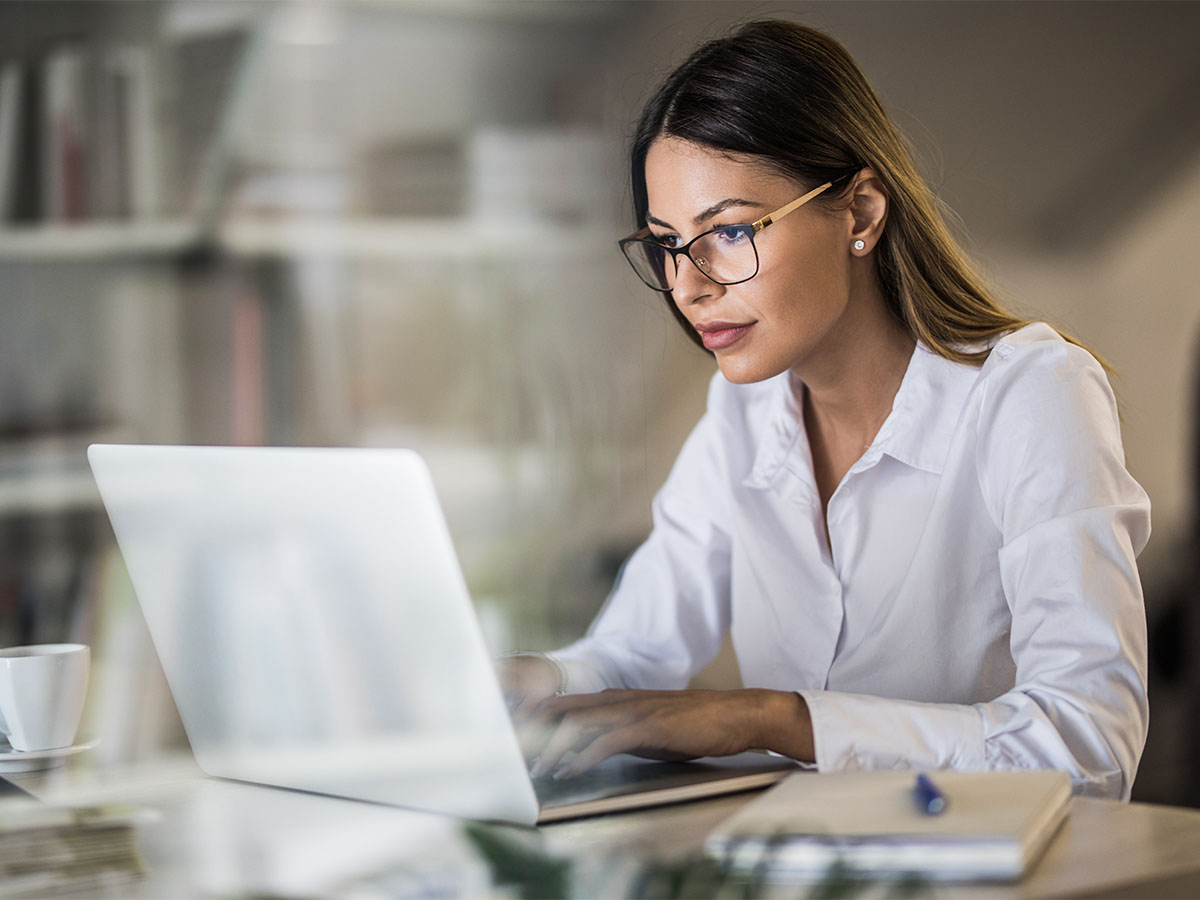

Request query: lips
[{"left": 695, "top": 320, "right": 755, "bottom": 351}]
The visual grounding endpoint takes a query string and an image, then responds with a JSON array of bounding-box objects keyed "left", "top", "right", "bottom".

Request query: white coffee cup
[{"left": 0, "top": 644, "right": 90, "bottom": 752}]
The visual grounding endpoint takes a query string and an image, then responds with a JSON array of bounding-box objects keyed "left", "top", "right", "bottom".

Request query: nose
[{"left": 671, "top": 254, "right": 723, "bottom": 307}]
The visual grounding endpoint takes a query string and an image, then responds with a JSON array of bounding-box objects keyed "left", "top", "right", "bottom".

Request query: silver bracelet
[{"left": 498, "top": 650, "right": 568, "bottom": 696}]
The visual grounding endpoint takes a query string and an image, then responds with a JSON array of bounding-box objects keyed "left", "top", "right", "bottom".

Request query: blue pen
[{"left": 914, "top": 773, "right": 947, "bottom": 815}]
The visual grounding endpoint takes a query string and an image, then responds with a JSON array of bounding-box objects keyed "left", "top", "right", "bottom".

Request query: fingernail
[
  {"left": 552, "top": 765, "right": 571, "bottom": 781},
  {"left": 530, "top": 759, "right": 546, "bottom": 779}
]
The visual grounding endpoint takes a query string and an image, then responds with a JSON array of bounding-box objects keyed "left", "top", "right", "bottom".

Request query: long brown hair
[{"left": 631, "top": 20, "right": 1088, "bottom": 367}]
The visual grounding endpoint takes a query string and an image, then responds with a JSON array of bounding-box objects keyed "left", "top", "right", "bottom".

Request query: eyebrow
[{"left": 646, "top": 197, "right": 769, "bottom": 231}]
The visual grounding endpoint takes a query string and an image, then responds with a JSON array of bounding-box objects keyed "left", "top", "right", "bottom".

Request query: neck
[{"left": 792, "top": 292, "right": 915, "bottom": 446}]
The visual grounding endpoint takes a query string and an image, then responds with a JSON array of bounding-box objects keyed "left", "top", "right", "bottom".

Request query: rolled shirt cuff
[
  {"left": 797, "top": 689, "right": 987, "bottom": 773},
  {"left": 544, "top": 646, "right": 615, "bottom": 694}
]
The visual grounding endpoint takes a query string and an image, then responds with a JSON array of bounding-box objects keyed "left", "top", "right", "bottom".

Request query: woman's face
[{"left": 643, "top": 137, "right": 857, "bottom": 384}]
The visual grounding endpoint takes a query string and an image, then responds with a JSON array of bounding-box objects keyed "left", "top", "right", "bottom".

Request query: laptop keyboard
[
  {"left": 532, "top": 757, "right": 672, "bottom": 805},
  {"left": 531, "top": 754, "right": 771, "bottom": 809}
]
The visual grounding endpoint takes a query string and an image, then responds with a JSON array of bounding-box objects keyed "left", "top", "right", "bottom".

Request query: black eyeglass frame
[{"left": 618, "top": 171, "right": 859, "bottom": 292}]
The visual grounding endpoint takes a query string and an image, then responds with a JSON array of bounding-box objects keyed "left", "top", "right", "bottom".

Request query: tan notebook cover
[{"left": 706, "top": 769, "right": 1071, "bottom": 881}]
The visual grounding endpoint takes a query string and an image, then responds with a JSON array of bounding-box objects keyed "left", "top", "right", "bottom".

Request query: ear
[{"left": 847, "top": 168, "right": 888, "bottom": 254}]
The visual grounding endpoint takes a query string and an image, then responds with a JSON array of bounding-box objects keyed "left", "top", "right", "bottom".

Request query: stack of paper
[
  {"left": 706, "top": 769, "right": 1070, "bottom": 882},
  {"left": 0, "top": 802, "right": 148, "bottom": 897}
]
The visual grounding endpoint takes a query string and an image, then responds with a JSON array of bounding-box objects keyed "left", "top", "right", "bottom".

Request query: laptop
[{"left": 87, "top": 444, "right": 795, "bottom": 825}]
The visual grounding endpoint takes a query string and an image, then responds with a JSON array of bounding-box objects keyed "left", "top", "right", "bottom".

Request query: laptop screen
[{"left": 89, "top": 444, "right": 539, "bottom": 824}]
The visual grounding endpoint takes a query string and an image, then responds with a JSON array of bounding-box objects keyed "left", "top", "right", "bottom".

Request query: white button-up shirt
[{"left": 553, "top": 323, "right": 1151, "bottom": 800}]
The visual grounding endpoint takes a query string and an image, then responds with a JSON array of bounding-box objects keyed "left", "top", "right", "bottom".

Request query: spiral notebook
[{"left": 706, "top": 769, "right": 1071, "bottom": 882}]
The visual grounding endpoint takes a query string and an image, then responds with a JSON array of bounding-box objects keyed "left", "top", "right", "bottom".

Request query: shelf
[
  {"left": 0, "top": 432, "right": 125, "bottom": 517},
  {"left": 0, "top": 217, "right": 613, "bottom": 263},
  {"left": 0, "top": 469, "right": 102, "bottom": 517},
  {"left": 0, "top": 220, "right": 203, "bottom": 261},
  {"left": 216, "top": 217, "right": 613, "bottom": 261}
]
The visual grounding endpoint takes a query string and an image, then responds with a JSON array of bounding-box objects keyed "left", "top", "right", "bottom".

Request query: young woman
[{"left": 499, "top": 20, "right": 1150, "bottom": 800}]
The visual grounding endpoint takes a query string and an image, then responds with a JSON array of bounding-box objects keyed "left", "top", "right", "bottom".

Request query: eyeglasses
[{"left": 618, "top": 180, "right": 835, "bottom": 293}]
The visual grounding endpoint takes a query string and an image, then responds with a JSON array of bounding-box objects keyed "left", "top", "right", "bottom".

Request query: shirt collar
[
  {"left": 742, "top": 370, "right": 810, "bottom": 495},
  {"left": 867, "top": 342, "right": 979, "bottom": 475},
  {"left": 743, "top": 341, "right": 979, "bottom": 493}
]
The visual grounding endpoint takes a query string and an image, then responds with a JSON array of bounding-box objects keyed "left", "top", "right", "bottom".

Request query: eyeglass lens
[{"left": 625, "top": 226, "right": 758, "bottom": 290}]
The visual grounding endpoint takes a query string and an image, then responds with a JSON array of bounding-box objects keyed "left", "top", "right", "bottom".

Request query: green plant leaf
[{"left": 462, "top": 821, "right": 571, "bottom": 900}]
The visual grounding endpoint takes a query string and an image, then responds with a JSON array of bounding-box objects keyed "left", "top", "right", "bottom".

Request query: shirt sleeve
[
  {"left": 551, "top": 380, "right": 734, "bottom": 694},
  {"left": 798, "top": 337, "right": 1151, "bottom": 800}
]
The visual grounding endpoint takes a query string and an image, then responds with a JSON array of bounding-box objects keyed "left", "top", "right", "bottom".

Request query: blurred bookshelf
[
  {"left": 0, "top": 2, "right": 269, "bottom": 767},
  {"left": 0, "top": 1, "right": 259, "bottom": 701},
  {"left": 0, "top": 0, "right": 668, "bottom": 763}
]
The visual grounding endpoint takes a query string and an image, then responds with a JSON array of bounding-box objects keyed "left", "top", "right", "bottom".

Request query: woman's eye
[
  {"left": 653, "top": 234, "right": 683, "bottom": 249},
  {"left": 714, "top": 225, "right": 752, "bottom": 245}
]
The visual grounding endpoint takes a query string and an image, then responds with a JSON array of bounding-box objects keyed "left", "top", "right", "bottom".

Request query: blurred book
[
  {"left": 108, "top": 46, "right": 164, "bottom": 220},
  {"left": 0, "top": 801, "right": 148, "bottom": 897},
  {"left": 0, "top": 60, "right": 22, "bottom": 222},
  {"left": 354, "top": 136, "right": 466, "bottom": 218},
  {"left": 706, "top": 769, "right": 1071, "bottom": 882},
  {"left": 11, "top": 50, "right": 42, "bottom": 223},
  {"left": 88, "top": 48, "right": 133, "bottom": 219},
  {"left": 41, "top": 45, "right": 88, "bottom": 222},
  {"left": 170, "top": 28, "right": 251, "bottom": 219}
]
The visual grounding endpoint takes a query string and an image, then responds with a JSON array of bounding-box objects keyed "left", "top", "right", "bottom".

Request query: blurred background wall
[{"left": 0, "top": 0, "right": 1196, "bottom": 804}]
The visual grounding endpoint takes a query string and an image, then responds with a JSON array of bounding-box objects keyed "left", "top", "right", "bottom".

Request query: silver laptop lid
[{"left": 88, "top": 444, "right": 539, "bottom": 824}]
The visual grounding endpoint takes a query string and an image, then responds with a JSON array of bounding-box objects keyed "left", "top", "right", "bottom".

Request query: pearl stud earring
[{"left": 853, "top": 239, "right": 866, "bottom": 251}]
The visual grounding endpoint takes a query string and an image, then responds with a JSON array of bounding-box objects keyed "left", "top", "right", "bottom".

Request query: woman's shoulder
[
  {"left": 980, "top": 322, "right": 1105, "bottom": 380},
  {"left": 969, "top": 326, "right": 1146, "bottom": 545},
  {"left": 971, "top": 322, "right": 1113, "bottom": 419},
  {"left": 973, "top": 322, "right": 1123, "bottom": 464},
  {"left": 974, "top": 324, "right": 1113, "bottom": 405}
]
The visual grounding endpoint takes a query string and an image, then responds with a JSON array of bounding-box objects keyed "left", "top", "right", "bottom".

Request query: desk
[{"left": 7, "top": 758, "right": 1200, "bottom": 898}]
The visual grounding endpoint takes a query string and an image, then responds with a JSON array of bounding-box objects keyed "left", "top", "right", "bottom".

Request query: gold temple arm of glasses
[{"left": 752, "top": 181, "right": 834, "bottom": 233}]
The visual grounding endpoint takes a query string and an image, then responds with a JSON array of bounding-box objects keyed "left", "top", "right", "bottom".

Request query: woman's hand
[
  {"left": 523, "top": 688, "right": 814, "bottom": 779},
  {"left": 495, "top": 654, "right": 563, "bottom": 717}
]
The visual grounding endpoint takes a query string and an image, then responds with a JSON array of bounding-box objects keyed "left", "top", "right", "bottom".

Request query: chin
[{"left": 715, "top": 354, "right": 786, "bottom": 385}]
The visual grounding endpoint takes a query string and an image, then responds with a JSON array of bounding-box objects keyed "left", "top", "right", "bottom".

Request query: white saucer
[{"left": 0, "top": 737, "right": 99, "bottom": 773}]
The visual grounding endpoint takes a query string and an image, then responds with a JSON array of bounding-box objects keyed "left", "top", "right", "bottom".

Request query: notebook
[
  {"left": 706, "top": 769, "right": 1070, "bottom": 881},
  {"left": 87, "top": 444, "right": 794, "bottom": 826}
]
